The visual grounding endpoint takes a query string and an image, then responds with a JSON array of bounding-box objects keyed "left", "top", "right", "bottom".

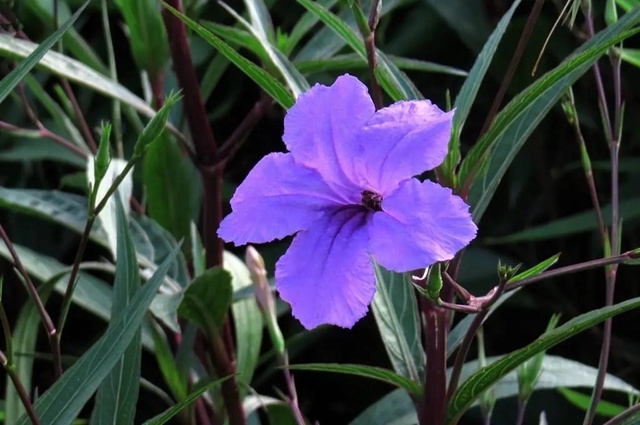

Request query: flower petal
[
  {"left": 368, "top": 179, "right": 477, "bottom": 272},
  {"left": 356, "top": 100, "right": 454, "bottom": 194},
  {"left": 283, "top": 74, "right": 375, "bottom": 194},
  {"left": 218, "top": 153, "right": 343, "bottom": 245},
  {"left": 276, "top": 208, "right": 375, "bottom": 329}
]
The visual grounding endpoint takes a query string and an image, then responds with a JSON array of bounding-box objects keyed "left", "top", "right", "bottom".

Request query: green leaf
[
  {"left": 446, "top": 296, "right": 640, "bottom": 423},
  {"left": 620, "top": 47, "right": 640, "bottom": 68},
  {"left": 442, "top": 0, "right": 522, "bottom": 177},
  {"left": 0, "top": 1, "right": 88, "bottom": 105},
  {"left": 487, "top": 198, "right": 640, "bottom": 244},
  {"left": 615, "top": 0, "right": 639, "bottom": 12},
  {"left": 225, "top": 251, "right": 263, "bottom": 394},
  {"left": 178, "top": 267, "right": 233, "bottom": 332},
  {"left": 288, "top": 363, "right": 422, "bottom": 396},
  {"left": 218, "top": 1, "right": 309, "bottom": 97},
  {"left": 295, "top": 0, "right": 421, "bottom": 101},
  {"left": 372, "top": 264, "right": 424, "bottom": 383},
  {"left": 150, "top": 322, "right": 187, "bottom": 401},
  {"left": 451, "top": 354, "right": 638, "bottom": 405},
  {"left": 4, "top": 277, "right": 57, "bottom": 424},
  {"left": 0, "top": 35, "right": 167, "bottom": 124},
  {"left": 143, "top": 134, "right": 201, "bottom": 250},
  {"left": 114, "top": 0, "right": 169, "bottom": 76},
  {"left": 15, "top": 246, "right": 179, "bottom": 425},
  {"left": 349, "top": 388, "right": 415, "bottom": 425},
  {"left": 141, "top": 376, "right": 231, "bottom": 425},
  {"left": 294, "top": 53, "right": 467, "bottom": 76},
  {"left": 161, "top": 1, "right": 295, "bottom": 109},
  {"left": 0, "top": 187, "right": 190, "bottom": 287},
  {"left": 558, "top": 388, "right": 626, "bottom": 418},
  {"left": 508, "top": 254, "right": 560, "bottom": 283},
  {"left": 462, "top": 8, "right": 640, "bottom": 222},
  {"left": 90, "top": 196, "right": 142, "bottom": 425}
]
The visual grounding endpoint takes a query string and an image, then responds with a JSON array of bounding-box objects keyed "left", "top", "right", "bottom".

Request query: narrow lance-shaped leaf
[
  {"left": 372, "top": 264, "right": 424, "bottom": 383},
  {"left": 462, "top": 8, "right": 640, "bottom": 222},
  {"left": 446, "top": 296, "right": 640, "bottom": 424},
  {"left": 288, "top": 363, "right": 423, "bottom": 396},
  {"left": 0, "top": 1, "right": 89, "bottom": 105},
  {"left": 114, "top": 0, "right": 169, "bottom": 76},
  {"left": 161, "top": 1, "right": 296, "bottom": 109},
  {"left": 15, "top": 246, "right": 180, "bottom": 425},
  {"left": 90, "top": 196, "right": 142, "bottom": 425},
  {"left": 440, "top": 0, "right": 522, "bottom": 178}
]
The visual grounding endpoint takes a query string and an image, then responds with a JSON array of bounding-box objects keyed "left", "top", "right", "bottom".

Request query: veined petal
[
  {"left": 356, "top": 101, "right": 454, "bottom": 194},
  {"left": 218, "top": 153, "right": 343, "bottom": 245},
  {"left": 276, "top": 208, "right": 375, "bottom": 329},
  {"left": 368, "top": 179, "right": 476, "bottom": 272},
  {"left": 283, "top": 74, "right": 375, "bottom": 195}
]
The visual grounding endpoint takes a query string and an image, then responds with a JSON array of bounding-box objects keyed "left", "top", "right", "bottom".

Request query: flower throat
[{"left": 361, "top": 190, "right": 383, "bottom": 211}]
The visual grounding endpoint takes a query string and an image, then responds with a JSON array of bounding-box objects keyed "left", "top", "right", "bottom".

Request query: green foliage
[
  {"left": 446, "top": 297, "right": 640, "bottom": 423},
  {"left": 372, "top": 263, "right": 424, "bottom": 383},
  {"left": 113, "top": 0, "right": 169, "bottom": 77},
  {"left": 15, "top": 247, "right": 179, "bottom": 425},
  {"left": 178, "top": 267, "right": 233, "bottom": 333},
  {"left": 90, "top": 196, "right": 142, "bottom": 425}
]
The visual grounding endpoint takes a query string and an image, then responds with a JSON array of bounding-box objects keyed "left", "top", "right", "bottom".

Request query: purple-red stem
[
  {"left": 161, "top": 2, "right": 245, "bottom": 424},
  {"left": 0, "top": 224, "right": 63, "bottom": 378},
  {"left": 582, "top": 3, "right": 622, "bottom": 422}
]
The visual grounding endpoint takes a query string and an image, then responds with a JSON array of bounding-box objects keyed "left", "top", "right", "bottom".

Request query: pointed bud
[{"left": 246, "top": 246, "right": 285, "bottom": 355}]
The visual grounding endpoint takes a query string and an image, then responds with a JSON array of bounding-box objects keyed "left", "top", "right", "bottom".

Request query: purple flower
[{"left": 218, "top": 74, "right": 477, "bottom": 329}]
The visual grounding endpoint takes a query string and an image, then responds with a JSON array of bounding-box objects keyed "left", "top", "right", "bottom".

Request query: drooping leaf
[
  {"left": 349, "top": 388, "right": 415, "bottom": 425},
  {"left": 558, "top": 388, "right": 626, "bottom": 418}
]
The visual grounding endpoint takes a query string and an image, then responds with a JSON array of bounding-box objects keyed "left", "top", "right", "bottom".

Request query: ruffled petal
[
  {"left": 218, "top": 153, "right": 343, "bottom": 245},
  {"left": 356, "top": 100, "right": 454, "bottom": 194},
  {"left": 276, "top": 208, "right": 375, "bottom": 329},
  {"left": 283, "top": 74, "right": 375, "bottom": 196},
  {"left": 368, "top": 179, "right": 476, "bottom": 272}
]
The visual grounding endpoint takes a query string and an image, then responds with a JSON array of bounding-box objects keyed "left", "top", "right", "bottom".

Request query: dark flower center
[{"left": 361, "top": 190, "right": 383, "bottom": 211}]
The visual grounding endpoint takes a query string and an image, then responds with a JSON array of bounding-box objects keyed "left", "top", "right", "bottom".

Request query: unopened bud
[{"left": 245, "top": 246, "right": 285, "bottom": 355}]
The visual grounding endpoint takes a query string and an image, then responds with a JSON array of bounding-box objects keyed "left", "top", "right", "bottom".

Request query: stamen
[{"left": 361, "top": 189, "right": 383, "bottom": 211}]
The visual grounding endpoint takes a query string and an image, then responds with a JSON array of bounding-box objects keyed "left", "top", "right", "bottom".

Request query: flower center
[{"left": 361, "top": 190, "right": 383, "bottom": 211}]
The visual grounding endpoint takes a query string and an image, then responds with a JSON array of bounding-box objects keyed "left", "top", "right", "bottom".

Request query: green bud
[
  {"left": 94, "top": 123, "right": 112, "bottom": 188},
  {"left": 133, "top": 91, "right": 182, "bottom": 158}
]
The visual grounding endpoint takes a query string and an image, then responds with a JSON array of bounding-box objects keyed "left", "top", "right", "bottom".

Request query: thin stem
[
  {"left": 603, "top": 403, "right": 640, "bottom": 425},
  {"left": 0, "top": 294, "right": 14, "bottom": 365},
  {"left": 442, "top": 271, "right": 472, "bottom": 301},
  {"left": 217, "top": 94, "right": 273, "bottom": 163},
  {"left": 447, "top": 278, "right": 507, "bottom": 400},
  {"left": 566, "top": 90, "right": 607, "bottom": 243},
  {"left": 480, "top": 0, "right": 545, "bottom": 135},
  {"left": 515, "top": 398, "right": 527, "bottom": 425},
  {"left": 506, "top": 250, "right": 636, "bottom": 292},
  {"left": 280, "top": 355, "right": 306, "bottom": 425},
  {"left": 1, "top": 351, "right": 41, "bottom": 425},
  {"left": 364, "top": 0, "right": 383, "bottom": 109},
  {"left": 0, "top": 225, "right": 62, "bottom": 378},
  {"left": 582, "top": 2, "right": 622, "bottom": 421}
]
